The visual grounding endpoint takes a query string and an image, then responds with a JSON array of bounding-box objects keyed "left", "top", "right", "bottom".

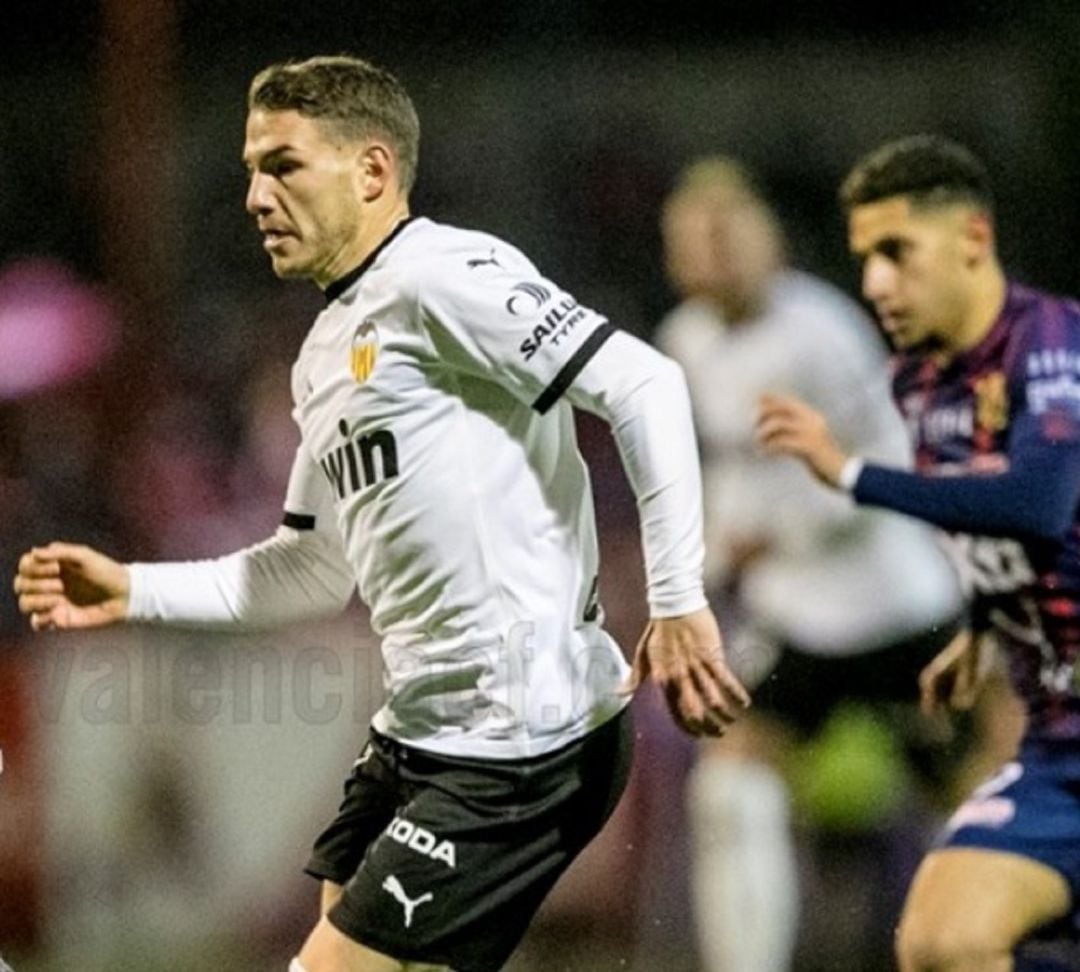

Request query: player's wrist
[
  {"left": 838, "top": 456, "right": 864, "bottom": 492},
  {"left": 123, "top": 563, "right": 143, "bottom": 620},
  {"left": 647, "top": 590, "right": 708, "bottom": 620}
]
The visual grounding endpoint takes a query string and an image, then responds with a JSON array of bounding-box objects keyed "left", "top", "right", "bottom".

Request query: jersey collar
[{"left": 323, "top": 217, "right": 416, "bottom": 305}]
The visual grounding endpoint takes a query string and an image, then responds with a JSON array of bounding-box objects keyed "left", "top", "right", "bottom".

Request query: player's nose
[
  {"left": 245, "top": 171, "right": 274, "bottom": 216},
  {"left": 861, "top": 254, "right": 895, "bottom": 302}
]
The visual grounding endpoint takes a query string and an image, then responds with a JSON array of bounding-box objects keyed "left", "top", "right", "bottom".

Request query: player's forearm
[
  {"left": 850, "top": 439, "right": 1080, "bottom": 540},
  {"left": 570, "top": 333, "right": 707, "bottom": 616},
  {"left": 127, "top": 526, "right": 355, "bottom": 629}
]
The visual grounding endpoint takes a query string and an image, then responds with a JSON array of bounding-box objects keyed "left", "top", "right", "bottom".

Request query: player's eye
[
  {"left": 270, "top": 159, "right": 299, "bottom": 178},
  {"left": 877, "top": 239, "right": 906, "bottom": 263}
]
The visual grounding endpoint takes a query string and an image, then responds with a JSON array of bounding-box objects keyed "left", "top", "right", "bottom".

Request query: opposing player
[
  {"left": 758, "top": 134, "right": 1080, "bottom": 972},
  {"left": 12, "top": 56, "right": 749, "bottom": 972}
]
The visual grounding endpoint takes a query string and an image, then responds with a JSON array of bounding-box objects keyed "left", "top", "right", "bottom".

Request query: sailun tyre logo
[
  {"left": 351, "top": 320, "right": 379, "bottom": 383},
  {"left": 506, "top": 282, "right": 552, "bottom": 316}
]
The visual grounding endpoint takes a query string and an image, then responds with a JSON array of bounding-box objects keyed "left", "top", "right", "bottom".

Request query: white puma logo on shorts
[{"left": 382, "top": 874, "right": 434, "bottom": 928}]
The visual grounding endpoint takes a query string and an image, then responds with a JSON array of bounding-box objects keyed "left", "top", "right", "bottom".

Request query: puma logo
[
  {"left": 382, "top": 874, "right": 434, "bottom": 928},
  {"left": 467, "top": 249, "right": 501, "bottom": 269}
]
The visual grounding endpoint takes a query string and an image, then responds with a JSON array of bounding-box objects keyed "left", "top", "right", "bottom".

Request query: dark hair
[
  {"left": 840, "top": 134, "right": 993, "bottom": 215},
  {"left": 249, "top": 55, "right": 420, "bottom": 193}
]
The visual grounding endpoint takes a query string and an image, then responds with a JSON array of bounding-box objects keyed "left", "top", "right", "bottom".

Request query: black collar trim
[{"left": 323, "top": 216, "right": 415, "bottom": 305}]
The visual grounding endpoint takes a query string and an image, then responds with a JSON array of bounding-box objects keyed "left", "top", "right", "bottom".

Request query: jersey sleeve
[
  {"left": 853, "top": 301, "right": 1080, "bottom": 539},
  {"left": 567, "top": 330, "right": 708, "bottom": 617},
  {"left": 1009, "top": 297, "right": 1080, "bottom": 449},
  {"left": 126, "top": 446, "right": 356, "bottom": 629},
  {"left": 282, "top": 438, "right": 338, "bottom": 532},
  {"left": 417, "top": 240, "right": 615, "bottom": 412}
]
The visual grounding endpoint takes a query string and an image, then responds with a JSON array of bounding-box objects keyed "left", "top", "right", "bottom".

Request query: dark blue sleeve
[
  {"left": 853, "top": 419, "right": 1080, "bottom": 540},
  {"left": 854, "top": 302, "right": 1080, "bottom": 541}
]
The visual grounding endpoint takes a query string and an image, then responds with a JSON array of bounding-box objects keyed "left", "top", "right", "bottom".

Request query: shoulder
[
  {"left": 772, "top": 270, "right": 884, "bottom": 361},
  {"left": 1009, "top": 282, "right": 1080, "bottom": 337},
  {"left": 655, "top": 300, "right": 720, "bottom": 362},
  {"left": 1003, "top": 282, "right": 1080, "bottom": 377},
  {"left": 394, "top": 218, "right": 538, "bottom": 295},
  {"left": 774, "top": 271, "right": 865, "bottom": 318}
]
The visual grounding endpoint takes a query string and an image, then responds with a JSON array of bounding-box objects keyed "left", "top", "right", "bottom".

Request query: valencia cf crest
[{"left": 351, "top": 320, "right": 379, "bottom": 383}]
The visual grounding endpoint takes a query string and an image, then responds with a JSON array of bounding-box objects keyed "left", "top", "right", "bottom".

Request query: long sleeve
[
  {"left": 126, "top": 524, "right": 355, "bottom": 630},
  {"left": 567, "top": 330, "right": 707, "bottom": 617},
  {"left": 854, "top": 420, "right": 1080, "bottom": 540},
  {"left": 126, "top": 445, "right": 356, "bottom": 629},
  {"left": 855, "top": 286, "right": 1080, "bottom": 541}
]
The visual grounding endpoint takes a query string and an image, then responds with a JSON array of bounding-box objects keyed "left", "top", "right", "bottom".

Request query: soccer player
[
  {"left": 658, "top": 157, "right": 962, "bottom": 972},
  {"left": 757, "top": 134, "right": 1080, "bottom": 972},
  {"left": 12, "top": 56, "right": 749, "bottom": 972}
]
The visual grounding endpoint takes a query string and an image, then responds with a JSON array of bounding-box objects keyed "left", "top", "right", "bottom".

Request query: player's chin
[
  {"left": 884, "top": 328, "right": 918, "bottom": 352},
  {"left": 267, "top": 251, "right": 312, "bottom": 280}
]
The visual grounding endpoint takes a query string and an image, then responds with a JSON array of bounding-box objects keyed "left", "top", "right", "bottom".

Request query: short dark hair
[
  {"left": 248, "top": 55, "right": 420, "bottom": 193},
  {"left": 840, "top": 134, "right": 993, "bottom": 215}
]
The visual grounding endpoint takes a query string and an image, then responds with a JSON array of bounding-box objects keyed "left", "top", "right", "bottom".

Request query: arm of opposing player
[
  {"left": 758, "top": 389, "right": 1080, "bottom": 541},
  {"left": 756, "top": 392, "right": 853, "bottom": 487},
  {"left": 761, "top": 305, "right": 1080, "bottom": 540},
  {"left": 848, "top": 419, "right": 1080, "bottom": 540}
]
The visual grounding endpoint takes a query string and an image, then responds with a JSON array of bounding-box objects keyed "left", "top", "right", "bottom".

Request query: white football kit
[
  {"left": 658, "top": 271, "right": 961, "bottom": 656},
  {"left": 128, "top": 217, "right": 707, "bottom": 759}
]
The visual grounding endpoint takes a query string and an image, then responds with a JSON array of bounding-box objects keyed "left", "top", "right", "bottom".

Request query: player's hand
[
  {"left": 755, "top": 393, "right": 849, "bottom": 488},
  {"left": 13, "top": 542, "right": 130, "bottom": 631},
  {"left": 623, "top": 606, "right": 750, "bottom": 736},
  {"left": 918, "top": 629, "right": 984, "bottom": 717}
]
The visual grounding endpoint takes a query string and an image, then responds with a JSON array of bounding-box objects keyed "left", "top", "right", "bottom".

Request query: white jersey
[
  {"left": 659, "top": 270, "right": 962, "bottom": 656},
  {"left": 285, "top": 217, "right": 630, "bottom": 756},
  {"left": 129, "top": 216, "right": 708, "bottom": 759}
]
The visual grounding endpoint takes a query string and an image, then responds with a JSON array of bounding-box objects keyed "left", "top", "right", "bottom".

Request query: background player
[
  {"left": 658, "top": 156, "right": 963, "bottom": 972},
  {"left": 758, "top": 134, "right": 1080, "bottom": 972},
  {"left": 12, "top": 55, "right": 749, "bottom": 972}
]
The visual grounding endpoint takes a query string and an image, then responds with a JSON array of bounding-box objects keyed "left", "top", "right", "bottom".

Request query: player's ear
[
  {"left": 357, "top": 141, "right": 395, "bottom": 202},
  {"left": 960, "top": 209, "right": 995, "bottom": 267}
]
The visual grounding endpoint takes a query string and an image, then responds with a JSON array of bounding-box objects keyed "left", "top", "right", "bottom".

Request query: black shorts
[
  {"left": 304, "top": 708, "right": 633, "bottom": 972},
  {"left": 754, "top": 620, "right": 961, "bottom": 737}
]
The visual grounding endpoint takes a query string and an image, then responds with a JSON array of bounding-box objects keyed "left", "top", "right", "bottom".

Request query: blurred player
[
  {"left": 658, "top": 158, "right": 963, "bottom": 972},
  {"left": 758, "top": 134, "right": 1080, "bottom": 972},
  {"left": 13, "top": 56, "right": 749, "bottom": 972}
]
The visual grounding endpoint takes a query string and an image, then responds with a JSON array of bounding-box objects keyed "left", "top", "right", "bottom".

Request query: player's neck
[
  {"left": 319, "top": 199, "right": 412, "bottom": 293},
  {"left": 711, "top": 287, "right": 769, "bottom": 325},
  {"left": 942, "top": 264, "right": 1008, "bottom": 361}
]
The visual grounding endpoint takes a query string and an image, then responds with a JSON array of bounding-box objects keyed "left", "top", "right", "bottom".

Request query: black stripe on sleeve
[
  {"left": 532, "top": 323, "right": 616, "bottom": 415},
  {"left": 283, "top": 511, "right": 316, "bottom": 530}
]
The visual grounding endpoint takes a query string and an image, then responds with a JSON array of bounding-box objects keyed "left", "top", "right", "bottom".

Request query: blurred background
[{"left": 2, "top": 1, "right": 1079, "bottom": 969}]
